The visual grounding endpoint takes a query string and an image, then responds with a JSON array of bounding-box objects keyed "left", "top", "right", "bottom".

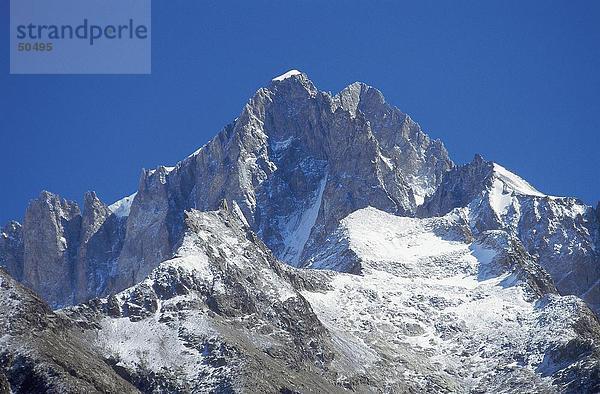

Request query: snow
[
  {"left": 487, "top": 163, "right": 550, "bottom": 218},
  {"left": 493, "top": 163, "right": 546, "bottom": 197},
  {"left": 378, "top": 153, "right": 394, "bottom": 170},
  {"left": 272, "top": 69, "right": 302, "bottom": 82},
  {"left": 109, "top": 193, "right": 137, "bottom": 218},
  {"left": 97, "top": 303, "right": 226, "bottom": 390},
  {"left": 414, "top": 194, "right": 425, "bottom": 207},
  {"left": 338, "top": 207, "right": 474, "bottom": 276},
  {"left": 488, "top": 178, "right": 514, "bottom": 216},
  {"left": 302, "top": 207, "right": 583, "bottom": 389},
  {"left": 469, "top": 243, "right": 497, "bottom": 265},
  {"left": 270, "top": 136, "right": 295, "bottom": 152},
  {"left": 147, "top": 166, "right": 175, "bottom": 176},
  {"left": 280, "top": 173, "right": 328, "bottom": 265}
]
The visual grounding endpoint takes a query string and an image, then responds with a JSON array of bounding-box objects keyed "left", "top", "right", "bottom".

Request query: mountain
[
  {"left": 1, "top": 70, "right": 454, "bottom": 307},
  {"left": 420, "top": 155, "right": 600, "bottom": 314},
  {"left": 1, "top": 70, "right": 600, "bottom": 392}
]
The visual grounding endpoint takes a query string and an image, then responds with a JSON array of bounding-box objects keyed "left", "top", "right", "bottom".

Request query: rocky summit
[{"left": 1, "top": 70, "right": 599, "bottom": 393}]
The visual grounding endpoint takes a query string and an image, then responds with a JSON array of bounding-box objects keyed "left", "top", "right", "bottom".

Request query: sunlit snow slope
[{"left": 304, "top": 207, "right": 600, "bottom": 392}]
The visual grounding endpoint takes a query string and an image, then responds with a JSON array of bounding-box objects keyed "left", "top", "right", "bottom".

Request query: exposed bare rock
[
  {"left": 22, "top": 191, "right": 82, "bottom": 308},
  {"left": 75, "top": 191, "right": 127, "bottom": 304},
  {"left": 0, "top": 268, "right": 138, "bottom": 393},
  {"left": 110, "top": 72, "right": 453, "bottom": 294},
  {"left": 0, "top": 221, "right": 23, "bottom": 281},
  {"left": 14, "top": 191, "right": 127, "bottom": 307}
]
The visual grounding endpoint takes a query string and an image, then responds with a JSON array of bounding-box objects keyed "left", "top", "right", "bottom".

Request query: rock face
[
  {"left": 75, "top": 192, "right": 127, "bottom": 304},
  {"left": 0, "top": 268, "right": 137, "bottom": 393},
  {"left": 420, "top": 155, "right": 600, "bottom": 313},
  {"left": 112, "top": 72, "right": 452, "bottom": 293},
  {"left": 22, "top": 191, "right": 82, "bottom": 308},
  {"left": 6, "top": 191, "right": 127, "bottom": 308},
  {"left": 0, "top": 221, "right": 23, "bottom": 281}
]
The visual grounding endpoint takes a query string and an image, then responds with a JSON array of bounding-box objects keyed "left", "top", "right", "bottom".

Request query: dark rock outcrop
[
  {"left": 15, "top": 191, "right": 126, "bottom": 308},
  {"left": 0, "top": 221, "right": 23, "bottom": 281},
  {"left": 0, "top": 268, "right": 138, "bottom": 393}
]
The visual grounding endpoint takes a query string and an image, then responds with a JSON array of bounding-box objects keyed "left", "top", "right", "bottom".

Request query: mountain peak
[
  {"left": 271, "top": 69, "right": 302, "bottom": 81},
  {"left": 334, "top": 81, "right": 386, "bottom": 116},
  {"left": 472, "top": 153, "right": 487, "bottom": 165},
  {"left": 491, "top": 162, "right": 546, "bottom": 198}
]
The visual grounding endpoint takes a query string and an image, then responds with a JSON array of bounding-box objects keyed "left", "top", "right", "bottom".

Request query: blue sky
[{"left": 1, "top": 1, "right": 599, "bottom": 224}]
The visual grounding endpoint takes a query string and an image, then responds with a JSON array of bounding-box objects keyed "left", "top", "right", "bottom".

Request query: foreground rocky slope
[
  {"left": 64, "top": 207, "right": 341, "bottom": 393},
  {"left": 0, "top": 268, "right": 137, "bottom": 393},
  {"left": 2, "top": 204, "right": 600, "bottom": 392},
  {"left": 305, "top": 207, "right": 600, "bottom": 392}
]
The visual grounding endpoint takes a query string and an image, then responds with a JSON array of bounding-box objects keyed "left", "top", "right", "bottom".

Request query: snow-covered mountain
[
  {"left": 420, "top": 154, "right": 600, "bottom": 314},
  {"left": 1, "top": 70, "right": 454, "bottom": 307},
  {"left": 302, "top": 207, "right": 600, "bottom": 392},
  {"left": 1, "top": 70, "right": 600, "bottom": 392},
  {"left": 6, "top": 205, "right": 600, "bottom": 392}
]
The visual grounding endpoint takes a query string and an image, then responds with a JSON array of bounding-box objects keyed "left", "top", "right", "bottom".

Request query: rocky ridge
[
  {"left": 0, "top": 268, "right": 137, "bottom": 393},
  {"left": 420, "top": 155, "right": 600, "bottom": 313}
]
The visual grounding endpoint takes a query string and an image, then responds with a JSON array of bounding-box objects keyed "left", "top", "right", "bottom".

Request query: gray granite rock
[
  {"left": 22, "top": 191, "right": 82, "bottom": 308},
  {"left": 110, "top": 72, "right": 453, "bottom": 295},
  {"left": 12, "top": 191, "right": 126, "bottom": 308},
  {"left": 0, "top": 221, "right": 23, "bottom": 281}
]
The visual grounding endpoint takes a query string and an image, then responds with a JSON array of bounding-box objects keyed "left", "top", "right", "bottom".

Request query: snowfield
[{"left": 303, "top": 208, "right": 595, "bottom": 392}]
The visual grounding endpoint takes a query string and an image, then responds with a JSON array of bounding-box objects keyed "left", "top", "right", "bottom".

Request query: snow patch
[
  {"left": 470, "top": 243, "right": 497, "bottom": 265},
  {"left": 109, "top": 193, "right": 137, "bottom": 218},
  {"left": 303, "top": 207, "right": 584, "bottom": 390},
  {"left": 493, "top": 163, "right": 546, "bottom": 197},
  {"left": 378, "top": 153, "right": 394, "bottom": 170},
  {"left": 272, "top": 69, "right": 302, "bottom": 82},
  {"left": 281, "top": 173, "right": 328, "bottom": 265},
  {"left": 271, "top": 136, "right": 295, "bottom": 152},
  {"left": 489, "top": 178, "right": 514, "bottom": 217}
]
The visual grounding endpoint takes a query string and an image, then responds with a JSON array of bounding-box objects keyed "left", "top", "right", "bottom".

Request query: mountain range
[{"left": 1, "top": 70, "right": 599, "bottom": 393}]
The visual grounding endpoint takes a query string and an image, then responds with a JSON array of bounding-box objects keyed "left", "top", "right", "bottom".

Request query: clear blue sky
[{"left": 1, "top": 1, "right": 599, "bottom": 224}]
